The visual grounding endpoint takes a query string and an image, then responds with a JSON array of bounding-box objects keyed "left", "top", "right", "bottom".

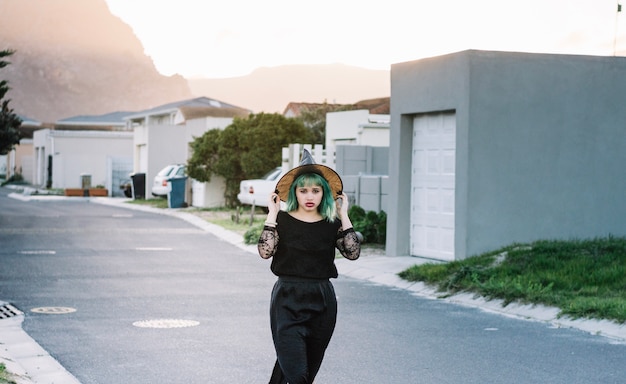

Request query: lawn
[{"left": 398, "top": 236, "right": 626, "bottom": 323}]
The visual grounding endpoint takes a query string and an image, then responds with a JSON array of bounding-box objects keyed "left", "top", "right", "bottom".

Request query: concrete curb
[
  {"left": 334, "top": 256, "right": 626, "bottom": 344},
  {"left": 0, "top": 303, "right": 80, "bottom": 384}
]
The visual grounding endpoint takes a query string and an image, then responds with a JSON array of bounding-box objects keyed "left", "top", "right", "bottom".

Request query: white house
[
  {"left": 126, "top": 96, "right": 250, "bottom": 207},
  {"left": 33, "top": 129, "right": 133, "bottom": 194},
  {"left": 29, "top": 111, "right": 136, "bottom": 195},
  {"left": 325, "top": 109, "right": 390, "bottom": 162},
  {"left": 323, "top": 105, "right": 390, "bottom": 213},
  {"left": 5, "top": 116, "right": 41, "bottom": 184}
]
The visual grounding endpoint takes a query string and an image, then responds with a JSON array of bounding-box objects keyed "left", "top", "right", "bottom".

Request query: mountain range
[{"left": 0, "top": 0, "right": 390, "bottom": 123}]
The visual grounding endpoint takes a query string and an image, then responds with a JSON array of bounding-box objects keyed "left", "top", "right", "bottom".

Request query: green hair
[{"left": 286, "top": 173, "right": 337, "bottom": 222}]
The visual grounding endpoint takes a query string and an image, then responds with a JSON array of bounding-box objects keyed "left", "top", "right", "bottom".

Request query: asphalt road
[{"left": 1, "top": 188, "right": 625, "bottom": 383}]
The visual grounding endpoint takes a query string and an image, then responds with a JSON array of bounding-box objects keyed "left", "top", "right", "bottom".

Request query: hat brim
[{"left": 274, "top": 164, "right": 343, "bottom": 202}]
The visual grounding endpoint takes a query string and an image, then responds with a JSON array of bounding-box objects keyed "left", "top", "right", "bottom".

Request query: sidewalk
[{"left": 2, "top": 192, "right": 625, "bottom": 383}]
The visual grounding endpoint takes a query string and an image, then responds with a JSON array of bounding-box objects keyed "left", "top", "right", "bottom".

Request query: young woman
[{"left": 258, "top": 150, "right": 361, "bottom": 384}]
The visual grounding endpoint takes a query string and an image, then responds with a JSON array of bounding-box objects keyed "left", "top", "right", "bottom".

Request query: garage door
[{"left": 410, "top": 112, "right": 456, "bottom": 261}]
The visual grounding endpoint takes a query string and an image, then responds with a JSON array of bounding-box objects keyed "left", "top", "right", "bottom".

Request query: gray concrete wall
[
  {"left": 388, "top": 51, "right": 471, "bottom": 258},
  {"left": 336, "top": 145, "right": 390, "bottom": 213},
  {"left": 335, "top": 145, "right": 389, "bottom": 175},
  {"left": 389, "top": 50, "right": 626, "bottom": 259},
  {"left": 342, "top": 174, "right": 388, "bottom": 213}
]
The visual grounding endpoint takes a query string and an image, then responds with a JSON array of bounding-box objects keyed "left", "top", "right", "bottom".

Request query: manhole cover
[
  {"left": 132, "top": 319, "right": 200, "bottom": 329},
  {"left": 30, "top": 306, "right": 77, "bottom": 314},
  {"left": 0, "top": 304, "right": 22, "bottom": 319}
]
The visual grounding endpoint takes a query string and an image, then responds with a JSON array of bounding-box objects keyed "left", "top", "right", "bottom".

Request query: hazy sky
[{"left": 104, "top": 0, "right": 625, "bottom": 78}]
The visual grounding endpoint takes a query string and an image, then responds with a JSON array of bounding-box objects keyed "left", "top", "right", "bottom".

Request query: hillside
[
  {"left": 0, "top": 0, "right": 192, "bottom": 123},
  {"left": 0, "top": 0, "right": 390, "bottom": 123},
  {"left": 187, "top": 64, "right": 390, "bottom": 114}
]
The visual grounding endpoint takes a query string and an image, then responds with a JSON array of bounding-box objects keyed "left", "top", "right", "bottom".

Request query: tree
[
  {"left": 296, "top": 101, "right": 354, "bottom": 144},
  {"left": 0, "top": 49, "right": 22, "bottom": 156},
  {"left": 187, "top": 128, "right": 221, "bottom": 182},
  {"left": 187, "top": 113, "right": 313, "bottom": 206}
]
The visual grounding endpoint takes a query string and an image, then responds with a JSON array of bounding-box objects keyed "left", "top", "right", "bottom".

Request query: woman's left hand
[{"left": 336, "top": 192, "right": 349, "bottom": 218}]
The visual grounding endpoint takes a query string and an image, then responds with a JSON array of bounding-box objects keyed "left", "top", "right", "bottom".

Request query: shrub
[
  {"left": 244, "top": 224, "right": 264, "bottom": 245},
  {"left": 1, "top": 172, "right": 24, "bottom": 186},
  {"left": 349, "top": 205, "right": 387, "bottom": 244}
]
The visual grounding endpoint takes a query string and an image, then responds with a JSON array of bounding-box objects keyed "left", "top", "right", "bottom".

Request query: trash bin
[
  {"left": 167, "top": 176, "right": 187, "bottom": 208},
  {"left": 80, "top": 174, "right": 92, "bottom": 189},
  {"left": 80, "top": 173, "right": 91, "bottom": 196},
  {"left": 130, "top": 173, "right": 145, "bottom": 199}
]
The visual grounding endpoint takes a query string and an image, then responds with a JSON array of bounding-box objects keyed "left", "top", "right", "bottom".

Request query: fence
[
  {"left": 281, "top": 143, "right": 389, "bottom": 213},
  {"left": 281, "top": 143, "right": 331, "bottom": 171}
]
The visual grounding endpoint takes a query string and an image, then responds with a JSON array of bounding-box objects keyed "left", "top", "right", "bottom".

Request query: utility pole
[{"left": 615, "top": 2, "right": 622, "bottom": 55}]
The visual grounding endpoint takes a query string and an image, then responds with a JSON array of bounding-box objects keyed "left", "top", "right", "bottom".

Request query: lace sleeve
[
  {"left": 258, "top": 226, "right": 279, "bottom": 259},
  {"left": 336, "top": 227, "right": 360, "bottom": 260}
]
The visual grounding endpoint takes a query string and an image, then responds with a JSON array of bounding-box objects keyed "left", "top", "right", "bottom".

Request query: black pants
[{"left": 268, "top": 277, "right": 337, "bottom": 384}]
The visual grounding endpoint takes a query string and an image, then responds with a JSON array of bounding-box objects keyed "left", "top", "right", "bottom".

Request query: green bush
[
  {"left": 242, "top": 205, "right": 387, "bottom": 245},
  {"left": 349, "top": 205, "right": 386, "bottom": 244},
  {"left": 1, "top": 172, "right": 25, "bottom": 186},
  {"left": 244, "top": 224, "right": 264, "bottom": 245}
]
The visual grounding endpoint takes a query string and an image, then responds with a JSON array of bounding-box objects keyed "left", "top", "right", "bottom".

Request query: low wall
[{"left": 343, "top": 174, "right": 388, "bottom": 213}]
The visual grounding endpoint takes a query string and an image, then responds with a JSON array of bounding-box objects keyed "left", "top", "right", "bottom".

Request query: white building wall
[
  {"left": 33, "top": 129, "right": 133, "bottom": 190},
  {"left": 358, "top": 125, "right": 390, "bottom": 147},
  {"left": 185, "top": 117, "right": 235, "bottom": 207},
  {"left": 145, "top": 125, "right": 187, "bottom": 197},
  {"left": 325, "top": 110, "right": 389, "bottom": 162},
  {"left": 185, "top": 117, "right": 233, "bottom": 142}
]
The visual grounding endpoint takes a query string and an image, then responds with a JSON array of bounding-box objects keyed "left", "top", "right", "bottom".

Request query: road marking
[
  {"left": 19, "top": 250, "right": 56, "bottom": 255},
  {"left": 136, "top": 247, "right": 173, "bottom": 251},
  {"left": 132, "top": 319, "right": 200, "bottom": 329},
  {"left": 31, "top": 307, "right": 77, "bottom": 314}
]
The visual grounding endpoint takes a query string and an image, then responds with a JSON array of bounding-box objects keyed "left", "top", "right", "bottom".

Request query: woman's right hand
[{"left": 267, "top": 192, "right": 280, "bottom": 216}]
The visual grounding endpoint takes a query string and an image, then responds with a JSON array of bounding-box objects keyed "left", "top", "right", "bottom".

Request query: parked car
[
  {"left": 152, "top": 164, "right": 186, "bottom": 197},
  {"left": 237, "top": 167, "right": 286, "bottom": 208}
]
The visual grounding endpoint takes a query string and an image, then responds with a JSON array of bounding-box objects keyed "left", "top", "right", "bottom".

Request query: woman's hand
[
  {"left": 267, "top": 192, "right": 281, "bottom": 218},
  {"left": 336, "top": 192, "right": 349, "bottom": 219}
]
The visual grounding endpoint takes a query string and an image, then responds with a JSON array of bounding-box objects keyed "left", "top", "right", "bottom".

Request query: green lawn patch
[
  {"left": 0, "top": 363, "right": 17, "bottom": 384},
  {"left": 398, "top": 236, "right": 626, "bottom": 323}
]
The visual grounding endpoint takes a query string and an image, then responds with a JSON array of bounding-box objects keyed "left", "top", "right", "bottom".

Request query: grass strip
[{"left": 398, "top": 236, "right": 626, "bottom": 323}]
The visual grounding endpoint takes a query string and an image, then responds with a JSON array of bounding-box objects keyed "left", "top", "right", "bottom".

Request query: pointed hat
[{"left": 274, "top": 149, "right": 343, "bottom": 202}]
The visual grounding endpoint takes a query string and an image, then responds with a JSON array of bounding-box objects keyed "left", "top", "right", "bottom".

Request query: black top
[{"left": 269, "top": 211, "right": 346, "bottom": 279}]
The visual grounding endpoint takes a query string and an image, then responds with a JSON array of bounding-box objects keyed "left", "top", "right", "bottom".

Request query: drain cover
[
  {"left": 132, "top": 319, "right": 200, "bottom": 329},
  {"left": 0, "top": 304, "right": 22, "bottom": 319},
  {"left": 30, "top": 306, "right": 77, "bottom": 314}
]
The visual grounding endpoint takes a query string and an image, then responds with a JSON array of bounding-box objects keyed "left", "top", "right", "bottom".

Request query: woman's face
[{"left": 295, "top": 183, "right": 323, "bottom": 213}]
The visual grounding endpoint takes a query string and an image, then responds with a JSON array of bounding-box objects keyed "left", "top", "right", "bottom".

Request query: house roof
[
  {"left": 126, "top": 96, "right": 251, "bottom": 120},
  {"left": 282, "top": 97, "right": 390, "bottom": 116},
  {"left": 17, "top": 115, "right": 44, "bottom": 139},
  {"left": 352, "top": 97, "right": 390, "bottom": 114},
  {"left": 177, "top": 106, "right": 251, "bottom": 120},
  {"left": 34, "top": 129, "right": 134, "bottom": 141},
  {"left": 55, "top": 111, "right": 136, "bottom": 126},
  {"left": 17, "top": 115, "right": 42, "bottom": 126}
]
